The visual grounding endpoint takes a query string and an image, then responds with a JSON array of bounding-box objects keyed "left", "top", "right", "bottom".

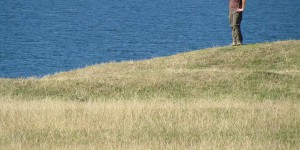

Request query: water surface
[{"left": 1, "top": 0, "right": 299, "bottom": 78}]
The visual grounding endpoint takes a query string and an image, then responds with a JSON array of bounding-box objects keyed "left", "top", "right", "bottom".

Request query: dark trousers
[{"left": 229, "top": 10, "right": 243, "bottom": 44}]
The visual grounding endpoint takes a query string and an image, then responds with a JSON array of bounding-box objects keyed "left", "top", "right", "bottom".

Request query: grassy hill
[
  {"left": 0, "top": 40, "right": 299, "bottom": 149},
  {"left": 1, "top": 40, "right": 299, "bottom": 101}
]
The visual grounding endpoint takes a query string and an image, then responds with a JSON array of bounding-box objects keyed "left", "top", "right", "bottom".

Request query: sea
[{"left": 1, "top": 0, "right": 300, "bottom": 78}]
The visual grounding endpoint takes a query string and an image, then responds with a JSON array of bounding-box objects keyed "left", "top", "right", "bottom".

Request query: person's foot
[
  {"left": 236, "top": 41, "right": 242, "bottom": 46},
  {"left": 231, "top": 42, "right": 237, "bottom": 46}
]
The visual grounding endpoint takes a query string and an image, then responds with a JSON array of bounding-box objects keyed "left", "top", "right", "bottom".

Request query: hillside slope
[{"left": 1, "top": 40, "right": 300, "bottom": 101}]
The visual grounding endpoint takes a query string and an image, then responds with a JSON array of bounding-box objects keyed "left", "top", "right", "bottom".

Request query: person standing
[{"left": 229, "top": 0, "right": 246, "bottom": 46}]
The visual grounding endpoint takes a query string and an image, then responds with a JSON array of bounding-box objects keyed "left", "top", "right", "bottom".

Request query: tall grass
[
  {"left": 1, "top": 99, "right": 299, "bottom": 149},
  {"left": 0, "top": 40, "right": 300, "bottom": 149}
]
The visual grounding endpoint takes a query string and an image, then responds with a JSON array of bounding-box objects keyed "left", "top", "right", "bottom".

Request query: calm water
[{"left": 1, "top": 0, "right": 300, "bottom": 78}]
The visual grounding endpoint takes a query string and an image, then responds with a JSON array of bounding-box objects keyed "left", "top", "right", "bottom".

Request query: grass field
[{"left": 0, "top": 40, "right": 300, "bottom": 149}]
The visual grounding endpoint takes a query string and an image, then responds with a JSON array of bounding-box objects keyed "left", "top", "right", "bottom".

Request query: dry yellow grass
[
  {"left": 0, "top": 40, "right": 300, "bottom": 149},
  {"left": 1, "top": 99, "right": 299, "bottom": 149}
]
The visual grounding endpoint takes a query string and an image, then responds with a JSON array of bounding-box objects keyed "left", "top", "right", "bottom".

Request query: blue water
[{"left": 1, "top": 0, "right": 300, "bottom": 78}]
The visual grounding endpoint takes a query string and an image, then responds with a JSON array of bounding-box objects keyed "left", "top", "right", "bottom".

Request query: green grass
[
  {"left": 0, "top": 40, "right": 299, "bottom": 149},
  {"left": 1, "top": 40, "right": 299, "bottom": 101}
]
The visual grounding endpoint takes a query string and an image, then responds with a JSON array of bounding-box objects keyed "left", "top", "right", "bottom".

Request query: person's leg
[
  {"left": 230, "top": 11, "right": 243, "bottom": 46},
  {"left": 233, "top": 12, "right": 243, "bottom": 45},
  {"left": 229, "top": 10, "right": 236, "bottom": 46}
]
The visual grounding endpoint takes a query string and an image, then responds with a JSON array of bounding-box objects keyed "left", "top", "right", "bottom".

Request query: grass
[
  {"left": 1, "top": 100, "right": 299, "bottom": 149},
  {"left": 0, "top": 40, "right": 300, "bottom": 149}
]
